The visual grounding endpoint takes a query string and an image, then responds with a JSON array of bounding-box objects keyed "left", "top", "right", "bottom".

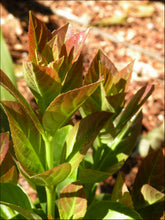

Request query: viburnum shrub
[{"left": 0, "top": 11, "right": 164, "bottom": 220}]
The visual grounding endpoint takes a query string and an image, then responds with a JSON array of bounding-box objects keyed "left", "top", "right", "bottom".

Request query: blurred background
[{"left": 0, "top": 0, "right": 164, "bottom": 202}]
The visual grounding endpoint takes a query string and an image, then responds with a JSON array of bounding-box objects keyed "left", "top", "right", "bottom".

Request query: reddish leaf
[
  {"left": 0, "top": 132, "right": 9, "bottom": 164},
  {"left": 64, "top": 28, "right": 89, "bottom": 63},
  {"left": 59, "top": 182, "right": 87, "bottom": 219},
  {"left": 28, "top": 11, "right": 52, "bottom": 63},
  {"left": 0, "top": 133, "right": 18, "bottom": 183}
]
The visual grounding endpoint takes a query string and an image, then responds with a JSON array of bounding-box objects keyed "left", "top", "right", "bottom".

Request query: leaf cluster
[{"left": 0, "top": 11, "right": 164, "bottom": 220}]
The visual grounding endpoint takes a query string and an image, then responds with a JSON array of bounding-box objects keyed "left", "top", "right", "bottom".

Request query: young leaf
[
  {"left": 64, "top": 28, "right": 89, "bottom": 63},
  {"left": 66, "top": 111, "right": 112, "bottom": 174},
  {"left": 132, "top": 148, "right": 164, "bottom": 209},
  {"left": 49, "top": 23, "right": 73, "bottom": 61},
  {"left": 0, "top": 182, "right": 42, "bottom": 220},
  {"left": 1, "top": 101, "right": 45, "bottom": 175},
  {"left": 42, "top": 80, "right": 103, "bottom": 135},
  {"left": 84, "top": 201, "right": 142, "bottom": 219},
  {"left": 59, "top": 182, "right": 87, "bottom": 220},
  {"left": 28, "top": 11, "right": 52, "bottom": 63},
  {"left": 23, "top": 62, "right": 61, "bottom": 112},
  {"left": 84, "top": 49, "right": 118, "bottom": 88},
  {"left": 0, "top": 70, "right": 44, "bottom": 135},
  {"left": 111, "top": 171, "right": 134, "bottom": 209}
]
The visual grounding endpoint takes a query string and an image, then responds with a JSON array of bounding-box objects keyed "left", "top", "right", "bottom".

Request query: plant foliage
[{"left": 0, "top": 11, "right": 164, "bottom": 220}]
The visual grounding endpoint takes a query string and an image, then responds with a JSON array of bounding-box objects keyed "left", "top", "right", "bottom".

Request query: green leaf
[
  {"left": 29, "top": 162, "right": 71, "bottom": 186},
  {"left": 116, "top": 84, "right": 154, "bottom": 128},
  {"left": 66, "top": 111, "right": 112, "bottom": 174},
  {"left": 59, "top": 182, "right": 87, "bottom": 220},
  {"left": 0, "top": 70, "right": 44, "bottom": 135},
  {"left": 1, "top": 101, "right": 45, "bottom": 175},
  {"left": 0, "top": 182, "right": 41, "bottom": 220},
  {"left": 132, "top": 148, "right": 164, "bottom": 209},
  {"left": 23, "top": 62, "right": 61, "bottom": 112},
  {"left": 98, "top": 111, "right": 142, "bottom": 171},
  {"left": 84, "top": 201, "right": 142, "bottom": 219},
  {"left": 78, "top": 168, "right": 112, "bottom": 185},
  {"left": 52, "top": 125, "right": 72, "bottom": 167},
  {"left": 42, "top": 80, "right": 103, "bottom": 135},
  {"left": 111, "top": 172, "right": 134, "bottom": 209},
  {"left": 141, "top": 184, "right": 165, "bottom": 205},
  {"left": 78, "top": 161, "right": 124, "bottom": 184},
  {"left": 28, "top": 11, "right": 52, "bottom": 63}
]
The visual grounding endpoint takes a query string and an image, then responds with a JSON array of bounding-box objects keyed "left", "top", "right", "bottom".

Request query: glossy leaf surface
[
  {"left": 59, "top": 182, "right": 87, "bottom": 219},
  {"left": 42, "top": 80, "right": 102, "bottom": 135}
]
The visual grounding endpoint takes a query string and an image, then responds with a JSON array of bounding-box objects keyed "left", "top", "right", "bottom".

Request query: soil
[{"left": 0, "top": 0, "right": 164, "bottom": 203}]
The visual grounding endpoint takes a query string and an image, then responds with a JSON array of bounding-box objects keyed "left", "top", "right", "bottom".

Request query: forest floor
[{"left": 1, "top": 0, "right": 164, "bottom": 202}]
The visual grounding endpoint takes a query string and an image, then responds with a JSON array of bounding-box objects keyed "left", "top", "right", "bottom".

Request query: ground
[{"left": 0, "top": 0, "right": 164, "bottom": 202}]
